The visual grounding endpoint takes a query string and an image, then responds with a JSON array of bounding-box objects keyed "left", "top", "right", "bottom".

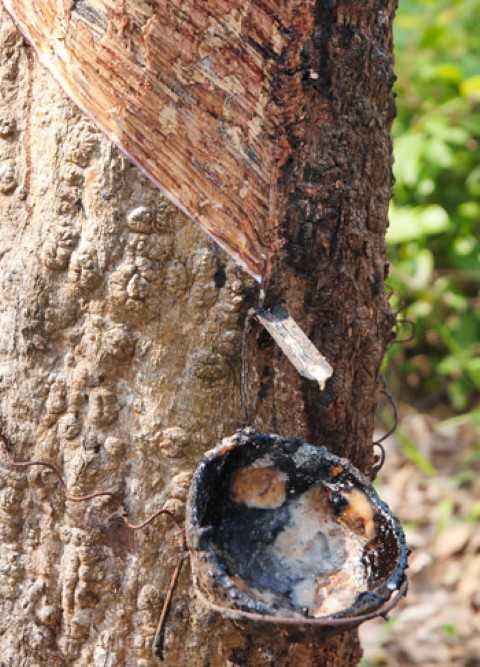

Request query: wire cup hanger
[{"left": 0, "top": 303, "right": 405, "bottom": 660}]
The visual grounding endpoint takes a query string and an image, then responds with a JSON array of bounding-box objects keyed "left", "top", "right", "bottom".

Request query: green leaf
[
  {"left": 460, "top": 75, "right": 480, "bottom": 99},
  {"left": 424, "top": 140, "right": 453, "bottom": 168},
  {"left": 441, "top": 624, "right": 458, "bottom": 639},
  {"left": 387, "top": 205, "right": 450, "bottom": 244},
  {"left": 436, "top": 63, "right": 463, "bottom": 83},
  {"left": 393, "top": 134, "right": 424, "bottom": 186},
  {"left": 466, "top": 166, "right": 480, "bottom": 197},
  {"left": 411, "top": 249, "right": 434, "bottom": 289},
  {"left": 438, "top": 355, "right": 462, "bottom": 377},
  {"left": 421, "top": 205, "right": 451, "bottom": 234},
  {"left": 458, "top": 202, "right": 480, "bottom": 219},
  {"left": 397, "top": 430, "right": 437, "bottom": 476},
  {"left": 447, "top": 379, "right": 471, "bottom": 411},
  {"left": 468, "top": 501, "right": 480, "bottom": 522},
  {"left": 466, "top": 358, "right": 480, "bottom": 388},
  {"left": 387, "top": 207, "right": 419, "bottom": 243}
]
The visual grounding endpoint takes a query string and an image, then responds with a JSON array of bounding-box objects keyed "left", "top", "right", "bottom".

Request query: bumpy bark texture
[{"left": 0, "top": 1, "right": 396, "bottom": 665}]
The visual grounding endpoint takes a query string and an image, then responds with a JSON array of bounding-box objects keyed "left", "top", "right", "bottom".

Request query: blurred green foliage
[{"left": 387, "top": 0, "right": 480, "bottom": 412}]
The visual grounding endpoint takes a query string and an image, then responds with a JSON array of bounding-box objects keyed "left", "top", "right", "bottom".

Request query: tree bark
[{"left": 0, "top": 1, "right": 396, "bottom": 665}]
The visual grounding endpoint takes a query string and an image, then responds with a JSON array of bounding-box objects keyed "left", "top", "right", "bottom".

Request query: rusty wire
[
  {"left": 375, "top": 378, "right": 399, "bottom": 446},
  {"left": 370, "top": 442, "right": 387, "bottom": 482},
  {"left": 3, "top": 456, "right": 115, "bottom": 502},
  {"left": 152, "top": 553, "right": 188, "bottom": 659},
  {"left": 190, "top": 559, "right": 408, "bottom": 628},
  {"left": 370, "top": 287, "right": 415, "bottom": 480},
  {"left": 392, "top": 317, "right": 416, "bottom": 345},
  {"left": 371, "top": 376, "right": 400, "bottom": 481},
  {"left": 0, "top": 434, "right": 186, "bottom": 662},
  {"left": 389, "top": 293, "right": 417, "bottom": 344},
  {"left": 121, "top": 506, "right": 182, "bottom": 532}
]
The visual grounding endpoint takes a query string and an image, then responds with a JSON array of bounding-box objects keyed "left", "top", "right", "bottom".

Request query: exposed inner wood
[{"left": 3, "top": 0, "right": 315, "bottom": 282}]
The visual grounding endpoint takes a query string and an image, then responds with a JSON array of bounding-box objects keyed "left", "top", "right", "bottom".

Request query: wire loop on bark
[
  {"left": 392, "top": 317, "right": 416, "bottom": 344},
  {"left": 371, "top": 442, "right": 386, "bottom": 481},
  {"left": 371, "top": 376, "right": 399, "bottom": 480},
  {"left": 374, "top": 380, "right": 399, "bottom": 447}
]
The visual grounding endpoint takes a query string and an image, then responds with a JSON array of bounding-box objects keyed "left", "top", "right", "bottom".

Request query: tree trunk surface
[{"left": 0, "top": 1, "right": 396, "bottom": 665}]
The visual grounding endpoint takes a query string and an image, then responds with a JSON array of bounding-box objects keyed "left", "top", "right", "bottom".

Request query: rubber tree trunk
[{"left": 0, "top": 2, "right": 396, "bottom": 665}]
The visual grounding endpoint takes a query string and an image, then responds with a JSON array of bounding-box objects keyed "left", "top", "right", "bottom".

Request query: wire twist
[
  {"left": 392, "top": 317, "right": 416, "bottom": 344},
  {"left": 371, "top": 376, "right": 399, "bottom": 480}
]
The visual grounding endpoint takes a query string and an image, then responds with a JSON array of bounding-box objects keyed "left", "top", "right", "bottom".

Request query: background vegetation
[
  {"left": 387, "top": 0, "right": 480, "bottom": 418},
  {"left": 360, "top": 4, "right": 480, "bottom": 664}
]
